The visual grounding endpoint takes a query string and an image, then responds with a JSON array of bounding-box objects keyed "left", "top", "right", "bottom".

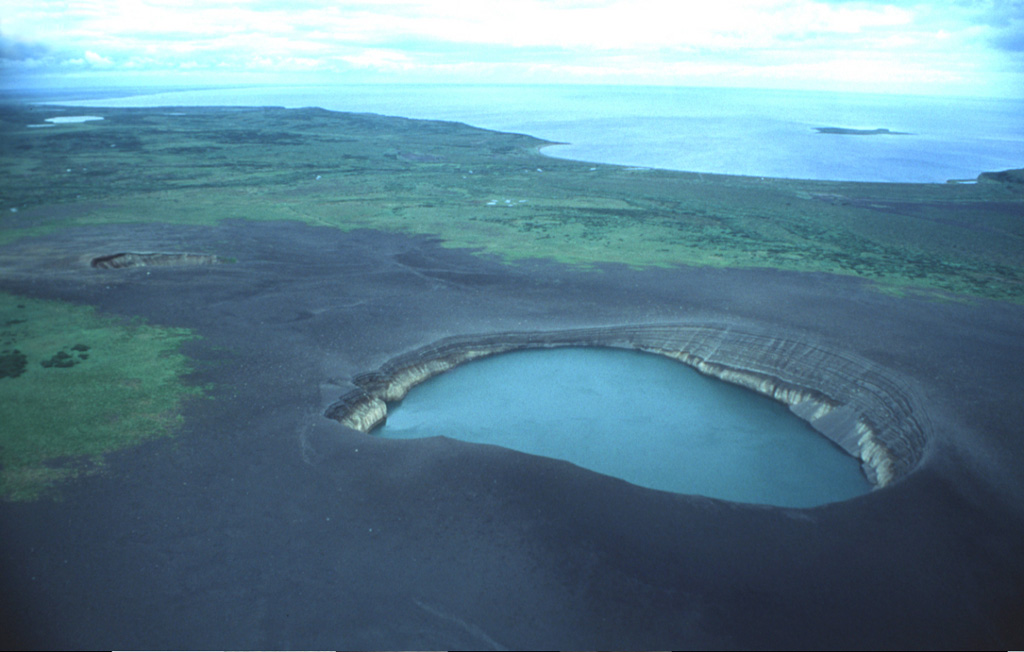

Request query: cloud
[
  {"left": 0, "top": 0, "right": 1020, "bottom": 96},
  {"left": 990, "top": 27, "right": 1024, "bottom": 52},
  {"left": 982, "top": 1, "right": 1024, "bottom": 52},
  {"left": 268, "top": 0, "right": 915, "bottom": 51},
  {"left": 342, "top": 48, "right": 416, "bottom": 71},
  {"left": 0, "top": 35, "right": 51, "bottom": 61},
  {"left": 0, "top": 1, "right": 923, "bottom": 55},
  {"left": 84, "top": 50, "right": 113, "bottom": 66}
]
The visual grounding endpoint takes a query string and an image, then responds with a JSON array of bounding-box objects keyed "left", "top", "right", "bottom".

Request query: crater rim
[{"left": 325, "top": 324, "right": 930, "bottom": 492}]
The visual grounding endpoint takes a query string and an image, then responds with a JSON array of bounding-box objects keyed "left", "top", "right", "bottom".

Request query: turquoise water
[{"left": 379, "top": 347, "right": 871, "bottom": 507}]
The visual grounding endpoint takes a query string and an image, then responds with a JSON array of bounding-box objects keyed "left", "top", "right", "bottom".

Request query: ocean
[{"left": 60, "top": 83, "right": 1024, "bottom": 182}]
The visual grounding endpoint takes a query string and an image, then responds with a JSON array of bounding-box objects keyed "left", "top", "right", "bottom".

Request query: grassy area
[
  {"left": 0, "top": 292, "right": 201, "bottom": 500},
  {"left": 2, "top": 103, "right": 1022, "bottom": 301}
]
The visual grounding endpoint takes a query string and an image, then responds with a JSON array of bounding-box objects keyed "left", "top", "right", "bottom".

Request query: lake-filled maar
[{"left": 379, "top": 347, "right": 871, "bottom": 507}]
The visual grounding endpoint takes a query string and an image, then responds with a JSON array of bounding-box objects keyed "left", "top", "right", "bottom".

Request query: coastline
[{"left": 41, "top": 83, "right": 1024, "bottom": 183}]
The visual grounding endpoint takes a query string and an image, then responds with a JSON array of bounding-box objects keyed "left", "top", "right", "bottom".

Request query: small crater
[{"left": 90, "top": 252, "right": 221, "bottom": 269}]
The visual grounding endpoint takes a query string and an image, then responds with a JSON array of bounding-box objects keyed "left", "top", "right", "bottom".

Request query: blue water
[
  {"left": 380, "top": 348, "right": 871, "bottom": 507},
  {"left": 61, "top": 84, "right": 1024, "bottom": 182}
]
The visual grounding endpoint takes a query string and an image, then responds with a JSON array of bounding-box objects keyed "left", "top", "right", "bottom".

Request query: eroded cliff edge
[{"left": 325, "top": 324, "right": 930, "bottom": 488}]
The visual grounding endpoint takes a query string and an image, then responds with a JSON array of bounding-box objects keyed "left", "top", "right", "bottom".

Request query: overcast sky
[{"left": 2, "top": 0, "right": 1023, "bottom": 97}]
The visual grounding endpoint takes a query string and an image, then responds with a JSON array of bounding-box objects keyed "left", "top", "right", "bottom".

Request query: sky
[{"left": 1, "top": 0, "right": 1023, "bottom": 97}]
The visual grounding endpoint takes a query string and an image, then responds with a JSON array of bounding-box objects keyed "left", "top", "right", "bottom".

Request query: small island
[{"left": 815, "top": 126, "right": 909, "bottom": 135}]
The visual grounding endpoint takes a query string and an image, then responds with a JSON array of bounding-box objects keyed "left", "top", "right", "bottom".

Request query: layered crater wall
[
  {"left": 90, "top": 252, "right": 221, "bottom": 269},
  {"left": 326, "top": 324, "right": 930, "bottom": 487}
]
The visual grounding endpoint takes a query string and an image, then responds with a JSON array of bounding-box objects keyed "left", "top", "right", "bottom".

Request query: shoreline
[{"left": 32, "top": 84, "right": 1024, "bottom": 183}]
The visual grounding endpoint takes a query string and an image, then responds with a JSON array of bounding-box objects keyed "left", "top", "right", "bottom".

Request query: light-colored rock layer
[
  {"left": 325, "top": 324, "right": 929, "bottom": 487},
  {"left": 90, "top": 252, "right": 220, "bottom": 269}
]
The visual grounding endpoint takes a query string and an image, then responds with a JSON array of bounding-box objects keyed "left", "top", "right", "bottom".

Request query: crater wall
[
  {"left": 90, "top": 251, "right": 221, "bottom": 269},
  {"left": 325, "top": 324, "right": 930, "bottom": 487}
]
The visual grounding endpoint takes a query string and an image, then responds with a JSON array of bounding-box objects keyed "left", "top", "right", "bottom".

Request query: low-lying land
[
  {"left": 2, "top": 103, "right": 1021, "bottom": 301},
  {"left": 815, "top": 126, "right": 910, "bottom": 135}
]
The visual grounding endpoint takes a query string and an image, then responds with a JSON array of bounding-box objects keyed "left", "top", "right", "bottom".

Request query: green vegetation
[
  {"left": 0, "top": 292, "right": 201, "bottom": 500},
  {"left": 1, "top": 102, "right": 1022, "bottom": 304}
]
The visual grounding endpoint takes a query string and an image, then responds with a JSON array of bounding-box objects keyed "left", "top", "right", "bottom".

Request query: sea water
[
  {"left": 60, "top": 84, "right": 1024, "bottom": 182},
  {"left": 380, "top": 348, "right": 872, "bottom": 507}
]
